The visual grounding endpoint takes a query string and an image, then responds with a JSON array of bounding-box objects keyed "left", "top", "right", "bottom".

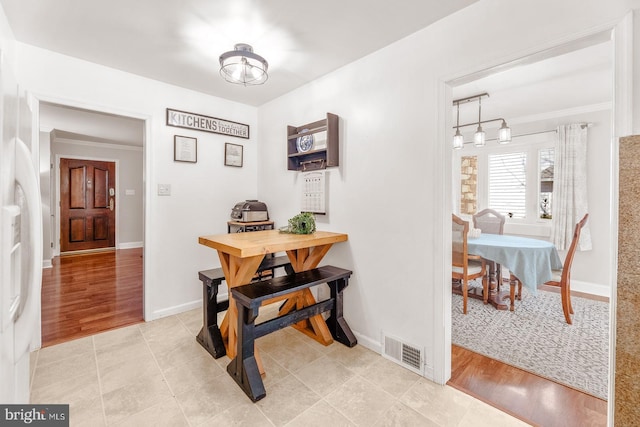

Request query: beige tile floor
[{"left": 29, "top": 306, "right": 529, "bottom": 426}]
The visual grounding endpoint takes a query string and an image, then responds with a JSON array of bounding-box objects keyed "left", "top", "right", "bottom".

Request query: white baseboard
[
  {"left": 352, "top": 330, "right": 381, "bottom": 355},
  {"left": 502, "top": 270, "right": 610, "bottom": 298},
  {"left": 42, "top": 259, "right": 52, "bottom": 269},
  {"left": 150, "top": 300, "right": 201, "bottom": 321},
  {"left": 118, "top": 241, "right": 143, "bottom": 249},
  {"left": 571, "top": 279, "right": 610, "bottom": 298}
]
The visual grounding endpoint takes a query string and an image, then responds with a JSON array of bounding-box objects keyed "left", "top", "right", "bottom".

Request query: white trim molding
[{"left": 118, "top": 241, "right": 143, "bottom": 249}]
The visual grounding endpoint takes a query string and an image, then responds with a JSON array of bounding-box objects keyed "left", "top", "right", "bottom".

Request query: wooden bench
[
  {"left": 227, "top": 265, "right": 357, "bottom": 401},
  {"left": 196, "top": 255, "right": 294, "bottom": 359}
]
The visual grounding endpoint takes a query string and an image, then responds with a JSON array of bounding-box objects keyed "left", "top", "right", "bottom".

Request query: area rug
[{"left": 452, "top": 287, "right": 609, "bottom": 400}]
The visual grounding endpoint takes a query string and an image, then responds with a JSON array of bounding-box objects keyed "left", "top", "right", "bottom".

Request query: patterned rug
[{"left": 452, "top": 287, "right": 609, "bottom": 400}]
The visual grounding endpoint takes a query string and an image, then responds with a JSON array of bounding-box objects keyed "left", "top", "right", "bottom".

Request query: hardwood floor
[
  {"left": 449, "top": 345, "right": 608, "bottom": 426},
  {"left": 40, "top": 248, "right": 144, "bottom": 348}
]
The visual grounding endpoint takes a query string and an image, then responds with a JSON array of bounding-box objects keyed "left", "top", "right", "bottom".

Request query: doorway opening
[
  {"left": 442, "top": 27, "right": 623, "bottom": 425},
  {"left": 38, "top": 100, "right": 146, "bottom": 346}
]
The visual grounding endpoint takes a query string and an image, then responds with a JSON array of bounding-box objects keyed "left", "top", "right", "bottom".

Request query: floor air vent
[{"left": 382, "top": 334, "right": 423, "bottom": 374}]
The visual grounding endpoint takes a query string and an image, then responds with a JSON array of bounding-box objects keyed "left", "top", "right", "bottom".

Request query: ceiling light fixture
[
  {"left": 497, "top": 119, "right": 512, "bottom": 144},
  {"left": 474, "top": 96, "right": 486, "bottom": 147},
  {"left": 219, "top": 43, "right": 268, "bottom": 86},
  {"left": 452, "top": 92, "right": 511, "bottom": 149}
]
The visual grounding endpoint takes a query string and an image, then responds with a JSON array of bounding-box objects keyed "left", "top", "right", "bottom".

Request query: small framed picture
[
  {"left": 225, "top": 143, "right": 243, "bottom": 167},
  {"left": 174, "top": 135, "right": 197, "bottom": 163}
]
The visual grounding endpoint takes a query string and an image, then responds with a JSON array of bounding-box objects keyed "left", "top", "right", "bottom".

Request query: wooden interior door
[{"left": 60, "top": 158, "right": 116, "bottom": 252}]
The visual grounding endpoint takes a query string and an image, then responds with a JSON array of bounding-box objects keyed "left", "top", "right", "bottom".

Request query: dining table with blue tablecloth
[{"left": 466, "top": 233, "right": 563, "bottom": 310}]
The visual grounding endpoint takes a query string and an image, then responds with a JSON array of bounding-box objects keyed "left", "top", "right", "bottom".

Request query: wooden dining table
[{"left": 198, "top": 229, "right": 348, "bottom": 365}]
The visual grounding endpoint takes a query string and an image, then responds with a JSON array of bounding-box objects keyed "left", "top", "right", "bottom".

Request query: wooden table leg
[
  {"left": 452, "top": 260, "right": 509, "bottom": 310},
  {"left": 217, "top": 253, "right": 264, "bottom": 367},
  {"left": 279, "top": 246, "right": 335, "bottom": 346}
]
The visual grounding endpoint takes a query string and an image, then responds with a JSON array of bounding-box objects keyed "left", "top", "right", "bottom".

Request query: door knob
[{"left": 109, "top": 198, "right": 114, "bottom": 211}]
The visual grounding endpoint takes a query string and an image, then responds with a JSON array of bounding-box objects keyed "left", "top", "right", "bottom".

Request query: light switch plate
[
  {"left": 125, "top": 189, "right": 135, "bottom": 196},
  {"left": 157, "top": 184, "right": 171, "bottom": 196}
]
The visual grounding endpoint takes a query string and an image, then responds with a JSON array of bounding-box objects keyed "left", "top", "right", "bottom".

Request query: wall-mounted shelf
[{"left": 287, "top": 112, "right": 339, "bottom": 171}]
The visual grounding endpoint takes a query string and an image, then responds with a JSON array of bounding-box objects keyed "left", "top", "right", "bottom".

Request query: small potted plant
[{"left": 279, "top": 212, "right": 316, "bottom": 234}]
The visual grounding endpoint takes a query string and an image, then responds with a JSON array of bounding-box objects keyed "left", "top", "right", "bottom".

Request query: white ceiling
[
  {"left": 453, "top": 35, "right": 612, "bottom": 130},
  {"left": 1, "top": 0, "right": 478, "bottom": 107},
  {"left": 39, "top": 102, "right": 145, "bottom": 146},
  {"left": 2, "top": 1, "right": 612, "bottom": 146}
]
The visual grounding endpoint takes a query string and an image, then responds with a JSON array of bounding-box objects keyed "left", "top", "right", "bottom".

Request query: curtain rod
[{"left": 459, "top": 123, "right": 592, "bottom": 145}]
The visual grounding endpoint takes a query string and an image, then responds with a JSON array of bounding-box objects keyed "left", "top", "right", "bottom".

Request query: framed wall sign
[
  {"left": 225, "top": 143, "right": 243, "bottom": 167},
  {"left": 166, "top": 108, "right": 249, "bottom": 139},
  {"left": 174, "top": 135, "right": 197, "bottom": 163}
]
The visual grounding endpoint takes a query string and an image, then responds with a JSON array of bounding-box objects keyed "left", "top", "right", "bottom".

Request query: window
[
  {"left": 454, "top": 131, "right": 555, "bottom": 224},
  {"left": 488, "top": 152, "right": 527, "bottom": 218},
  {"left": 539, "top": 148, "right": 554, "bottom": 219}
]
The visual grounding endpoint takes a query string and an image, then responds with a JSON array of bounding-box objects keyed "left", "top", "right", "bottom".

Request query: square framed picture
[
  {"left": 174, "top": 135, "right": 197, "bottom": 163},
  {"left": 225, "top": 143, "right": 243, "bottom": 167}
]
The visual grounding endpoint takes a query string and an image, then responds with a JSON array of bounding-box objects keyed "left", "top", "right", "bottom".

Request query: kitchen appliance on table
[
  {"left": 229, "top": 200, "right": 273, "bottom": 233},
  {"left": 231, "top": 199, "right": 269, "bottom": 222}
]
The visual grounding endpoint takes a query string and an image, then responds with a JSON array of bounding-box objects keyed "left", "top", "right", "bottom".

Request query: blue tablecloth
[{"left": 467, "top": 233, "right": 563, "bottom": 292}]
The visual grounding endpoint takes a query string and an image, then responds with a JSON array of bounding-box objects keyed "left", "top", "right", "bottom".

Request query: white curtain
[{"left": 551, "top": 124, "right": 592, "bottom": 251}]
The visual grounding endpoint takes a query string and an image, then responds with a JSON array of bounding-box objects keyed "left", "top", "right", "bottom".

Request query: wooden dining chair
[
  {"left": 544, "top": 213, "right": 589, "bottom": 324},
  {"left": 452, "top": 214, "right": 488, "bottom": 314}
]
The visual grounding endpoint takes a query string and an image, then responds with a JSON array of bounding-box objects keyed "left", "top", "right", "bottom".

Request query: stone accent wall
[
  {"left": 460, "top": 156, "right": 477, "bottom": 215},
  {"left": 616, "top": 135, "right": 640, "bottom": 424}
]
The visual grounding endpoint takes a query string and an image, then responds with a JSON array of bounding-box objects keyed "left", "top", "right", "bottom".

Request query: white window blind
[{"left": 489, "top": 152, "right": 527, "bottom": 218}]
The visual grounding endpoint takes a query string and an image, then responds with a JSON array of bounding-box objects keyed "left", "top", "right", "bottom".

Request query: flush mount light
[
  {"left": 451, "top": 92, "right": 511, "bottom": 149},
  {"left": 219, "top": 43, "right": 268, "bottom": 86}
]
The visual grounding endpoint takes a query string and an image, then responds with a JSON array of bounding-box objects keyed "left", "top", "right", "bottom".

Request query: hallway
[{"left": 40, "top": 248, "right": 143, "bottom": 347}]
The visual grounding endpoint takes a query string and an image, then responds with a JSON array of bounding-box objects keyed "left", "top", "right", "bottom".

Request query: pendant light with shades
[
  {"left": 452, "top": 92, "right": 511, "bottom": 149},
  {"left": 453, "top": 102, "right": 464, "bottom": 149}
]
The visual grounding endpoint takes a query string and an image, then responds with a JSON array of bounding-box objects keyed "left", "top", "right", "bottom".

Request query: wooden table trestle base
[{"left": 198, "top": 230, "right": 350, "bottom": 376}]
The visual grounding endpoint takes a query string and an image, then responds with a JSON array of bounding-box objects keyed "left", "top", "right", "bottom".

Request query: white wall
[
  {"left": 635, "top": 9, "right": 640, "bottom": 135},
  {"left": 257, "top": 0, "right": 639, "bottom": 380},
  {"left": 13, "top": 42, "right": 260, "bottom": 320},
  {"left": 38, "top": 131, "right": 52, "bottom": 264}
]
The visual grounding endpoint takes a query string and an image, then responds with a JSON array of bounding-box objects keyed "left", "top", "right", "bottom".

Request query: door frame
[
  {"left": 433, "top": 13, "right": 633, "bottom": 424},
  {"left": 54, "top": 155, "right": 119, "bottom": 255},
  {"left": 34, "top": 93, "right": 151, "bottom": 332}
]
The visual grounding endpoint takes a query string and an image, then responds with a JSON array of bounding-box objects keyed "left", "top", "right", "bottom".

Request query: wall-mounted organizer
[{"left": 287, "top": 112, "right": 339, "bottom": 171}]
